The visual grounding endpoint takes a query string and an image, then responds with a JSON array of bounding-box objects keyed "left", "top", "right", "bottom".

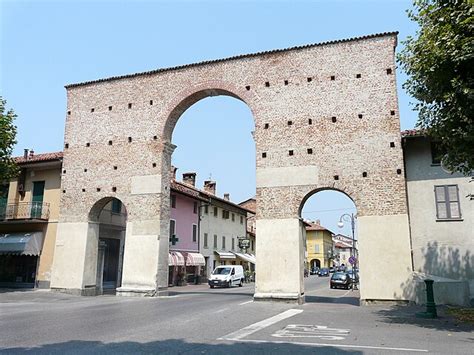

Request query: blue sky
[{"left": 1, "top": 0, "right": 418, "bottom": 237}]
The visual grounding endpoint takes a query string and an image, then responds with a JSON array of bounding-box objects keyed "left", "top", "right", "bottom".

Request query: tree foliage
[
  {"left": 398, "top": 0, "right": 474, "bottom": 174},
  {"left": 0, "top": 96, "right": 19, "bottom": 183}
]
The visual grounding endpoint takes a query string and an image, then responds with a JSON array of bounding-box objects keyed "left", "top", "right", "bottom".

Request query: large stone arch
[{"left": 51, "top": 32, "right": 414, "bottom": 303}]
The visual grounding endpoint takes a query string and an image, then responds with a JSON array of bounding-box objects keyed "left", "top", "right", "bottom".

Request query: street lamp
[{"left": 338, "top": 213, "right": 358, "bottom": 290}]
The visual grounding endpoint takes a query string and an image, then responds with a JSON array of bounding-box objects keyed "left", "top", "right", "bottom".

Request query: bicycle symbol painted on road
[{"left": 272, "top": 324, "right": 350, "bottom": 340}]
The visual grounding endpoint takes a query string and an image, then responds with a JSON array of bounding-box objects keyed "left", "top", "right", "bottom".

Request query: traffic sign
[{"left": 348, "top": 256, "right": 357, "bottom": 265}]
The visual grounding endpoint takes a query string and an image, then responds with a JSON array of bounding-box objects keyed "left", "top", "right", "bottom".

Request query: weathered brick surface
[{"left": 61, "top": 32, "right": 406, "bottom": 226}]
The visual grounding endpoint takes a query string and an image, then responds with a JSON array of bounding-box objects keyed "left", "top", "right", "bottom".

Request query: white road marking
[
  {"left": 214, "top": 308, "right": 229, "bottom": 314},
  {"left": 218, "top": 309, "right": 303, "bottom": 341},
  {"left": 238, "top": 300, "right": 253, "bottom": 306},
  {"left": 273, "top": 324, "right": 350, "bottom": 340},
  {"left": 231, "top": 338, "right": 429, "bottom": 352}
]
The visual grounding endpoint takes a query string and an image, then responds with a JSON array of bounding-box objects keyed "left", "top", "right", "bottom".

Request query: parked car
[
  {"left": 330, "top": 272, "right": 353, "bottom": 289},
  {"left": 347, "top": 270, "right": 359, "bottom": 283},
  {"left": 310, "top": 267, "right": 320, "bottom": 275},
  {"left": 208, "top": 265, "right": 244, "bottom": 288},
  {"left": 318, "top": 268, "right": 330, "bottom": 277}
]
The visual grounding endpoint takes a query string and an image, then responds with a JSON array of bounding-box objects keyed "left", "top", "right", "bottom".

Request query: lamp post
[{"left": 337, "top": 213, "right": 357, "bottom": 290}]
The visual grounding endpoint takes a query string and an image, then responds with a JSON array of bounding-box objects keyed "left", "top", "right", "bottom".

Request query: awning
[
  {"left": 169, "top": 251, "right": 185, "bottom": 266},
  {"left": 186, "top": 252, "right": 205, "bottom": 266},
  {"left": 0, "top": 232, "right": 44, "bottom": 256},
  {"left": 233, "top": 252, "right": 256, "bottom": 264},
  {"left": 215, "top": 251, "right": 236, "bottom": 260}
]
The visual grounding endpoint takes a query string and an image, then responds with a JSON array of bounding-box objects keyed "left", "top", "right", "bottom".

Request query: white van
[{"left": 208, "top": 265, "right": 244, "bottom": 288}]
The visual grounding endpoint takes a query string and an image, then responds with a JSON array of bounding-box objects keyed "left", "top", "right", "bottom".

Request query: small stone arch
[
  {"left": 298, "top": 186, "right": 358, "bottom": 218},
  {"left": 161, "top": 80, "right": 258, "bottom": 144}
]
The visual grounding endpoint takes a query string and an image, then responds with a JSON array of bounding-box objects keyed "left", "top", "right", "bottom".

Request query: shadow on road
[
  {"left": 375, "top": 305, "right": 474, "bottom": 333},
  {"left": 305, "top": 295, "right": 360, "bottom": 306},
  {"left": 3, "top": 338, "right": 363, "bottom": 354}
]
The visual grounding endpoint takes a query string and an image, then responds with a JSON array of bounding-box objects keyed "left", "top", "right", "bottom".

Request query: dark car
[
  {"left": 347, "top": 270, "right": 359, "bottom": 283},
  {"left": 310, "top": 267, "right": 319, "bottom": 275},
  {"left": 330, "top": 272, "right": 353, "bottom": 289},
  {"left": 329, "top": 267, "right": 336, "bottom": 273},
  {"left": 318, "top": 268, "right": 330, "bottom": 277}
]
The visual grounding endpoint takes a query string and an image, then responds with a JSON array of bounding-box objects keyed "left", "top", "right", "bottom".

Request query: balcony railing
[{"left": 0, "top": 202, "right": 50, "bottom": 221}]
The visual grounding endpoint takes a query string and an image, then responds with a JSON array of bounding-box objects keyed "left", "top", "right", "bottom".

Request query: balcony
[{"left": 0, "top": 202, "right": 50, "bottom": 222}]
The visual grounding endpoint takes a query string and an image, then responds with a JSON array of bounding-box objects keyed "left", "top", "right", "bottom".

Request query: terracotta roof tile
[
  {"left": 15, "top": 151, "right": 63, "bottom": 164},
  {"left": 65, "top": 32, "right": 398, "bottom": 89},
  {"left": 401, "top": 129, "right": 426, "bottom": 138}
]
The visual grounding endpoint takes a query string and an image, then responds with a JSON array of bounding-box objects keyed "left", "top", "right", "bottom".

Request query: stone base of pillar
[
  {"left": 254, "top": 292, "right": 305, "bottom": 304},
  {"left": 116, "top": 287, "right": 154, "bottom": 297},
  {"left": 51, "top": 287, "right": 99, "bottom": 296}
]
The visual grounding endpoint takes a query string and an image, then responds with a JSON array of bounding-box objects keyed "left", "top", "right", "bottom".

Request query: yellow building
[
  {"left": 0, "top": 151, "right": 62, "bottom": 288},
  {"left": 305, "top": 221, "right": 334, "bottom": 269}
]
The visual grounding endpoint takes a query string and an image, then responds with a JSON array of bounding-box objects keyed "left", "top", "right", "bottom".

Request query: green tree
[
  {"left": 0, "top": 96, "right": 19, "bottom": 182},
  {"left": 398, "top": 0, "right": 474, "bottom": 174}
]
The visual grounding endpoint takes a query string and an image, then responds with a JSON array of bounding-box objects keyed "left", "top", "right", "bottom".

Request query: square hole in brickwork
[
  {"left": 97, "top": 188, "right": 101, "bottom": 192},
  {"left": 358, "top": 114, "right": 363, "bottom": 119},
  {"left": 262, "top": 152, "right": 267, "bottom": 158},
  {"left": 307, "top": 77, "right": 312, "bottom": 82},
  {"left": 150, "top": 100, "right": 154, "bottom": 105},
  {"left": 152, "top": 163, "right": 157, "bottom": 168},
  {"left": 112, "top": 187, "right": 117, "bottom": 192},
  {"left": 288, "top": 150, "right": 294, "bottom": 156},
  {"left": 82, "top": 188, "right": 86, "bottom": 192},
  {"left": 153, "top": 135, "right": 158, "bottom": 140},
  {"left": 387, "top": 68, "right": 392, "bottom": 75},
  {"left": 362, "top": 172, "right": 368, "bottom": 177},
  {"left": 308, "top": 119, "right": 312, "bottom": 125},
  {"left": 86, "top": 143, "right": 90, "bottom": 147},
  {"left": 265, "top": 82, "right": 270, "bottom": 87},
  {"left": 246, "top": 85, "right": 251, "bottom": 91},
  {"left": 108, "top": 106, "right": 112, "bottom": 111},
  {"left": 391, "top": 110, "right": 396, "bottom": 116},
  {"left": 113, "top": 166, "right": 117, "bottom": 170},
  {"left": 331, "top": 75, "right": 335, "bottom": 81},
  {"left": 128, "top": 103, "right": 132, "bottom": 109},
  {"left": 108, "top": 140, "right": 113, "bottom": 145},
  {"left": 307, "top": 148, "right": 313, "bottom": 154},
  {"left": 67, "top": 111, "right": 71, "bottom": 115},
  {"left": 62, "top": 190, "right": 66, "bottom": 193},
  {"left": 332, "top": 116, "right": 337, "bottom": 123},
  {"left": 91, "top": 108, "right": 95, "bottom": 113},
  {"left": 84, "top": 168, "right": 88, "bottom": 172},
  {"left": 264, "top": 123, "right": 269, "bottom": 129},
  {"left": 397, "top": 168, "right": 402, "bottom": 175},
  {"left": 287, "top": 120, "right": 293, "bottom": 126},
  {"left": 65, "top": 143, "right": 69, "bottom": 149},
  {"left": 63, "top": 170, "right": 66, "bottom": 174},
  {"left": 284, "top": 80, "right": 289, "bottom": 86},
  {"left": 390, "top": 142, "right": 395, "bottom": 148},
  {"left": 356, "top": 74, "right": 361, "bottom": 78},
  {"left": 128, "top": 137, "right": 132, "bottom": 143},
  {"left": 334, "top": 175, "right": 339, "bottom": 181}
]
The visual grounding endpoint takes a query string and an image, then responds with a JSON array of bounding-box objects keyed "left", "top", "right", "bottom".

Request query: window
[
  {"left": 430, "top": 142, "right": 444, "bottom": 165},
  {"left": 111, "top": 199, "right": 122, "bottom": 213},
  {"left": 435, "top": 185, "right": 461, "bottom": 219},
  {"left": 204, "top": 205, "right": 208, "bottom": 214},
  {"left": 214, "top": 206, "right": 218, "bottom": 216},
  {"left": 213, "top": 235, "right": 218, "bottom": 248},
  {"left": 171, "top": 194, "right": 176, "bottom": 208},
  {"left": 204, "top": 233, "right": 208, "bottom": 248},
  {"left": 251, "top": 240, "right": 254, "bottom": 251},
  {"left": 169, "top": 220, "right": 178, "bottom": 245},
  {"left": 193, "top": 202, "right": 198, "bottom": 214},
  {"left": 192, "top": 224, "right": 197, "bottom": 242},
  {"left": 232, "top": 238, "right": 235, "bottom": 250},
  {"left": 222, "top": 236, "right": 226, "bottom": 249},
  {"left": 240, "top": 215, "right": 244, "bottom": 224},
  {"left": 222, "top": 210, "right": 230, "bottom": 219},
  {"left": 232, "top": 213, "right": 235, "bottom": 222},
  {"left": 315, "top": 244, "right": 320, "bottom": 253}
]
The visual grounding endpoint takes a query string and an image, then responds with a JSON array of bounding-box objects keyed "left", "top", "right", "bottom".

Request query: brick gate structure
[{"left": 51, "top": 32, "right": 413, "bottom": 303}]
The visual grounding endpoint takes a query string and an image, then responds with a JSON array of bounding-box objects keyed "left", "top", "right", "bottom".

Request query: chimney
[
  {"left": 203, "top": 180, "right": 216, "bottom": 195},
  {"left": 23, "top": 149, "right": 29, "bottom": 160},
  {"left": 182, "top": 172, "right": 196, "bottom": 187},
  {"left": 223, "top": 193, "right": 230, "bottom": 201},
  {"left": 29, "top": 149, "right": 34, "bottom": 158},
  {"left": 170, "top": 166, "right": 178, "bottom": 180}
]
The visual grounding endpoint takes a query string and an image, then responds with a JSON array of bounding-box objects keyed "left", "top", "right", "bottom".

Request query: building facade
[
  {"left": 403, "top": 130, "right": 473, "bottom": 304},
  {"left": 305, "top": 221, "right": 334, "bottom": 269},
  {"left": 332, "top": 234, "right": 357, "bottom": 269},
  {"left": 0, "top": 151, "right": 62, "bottom": 289}
]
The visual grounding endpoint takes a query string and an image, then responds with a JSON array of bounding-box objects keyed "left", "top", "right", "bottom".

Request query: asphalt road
[{"left": 1, "top": 276, "right": 472, "bottom": 354}]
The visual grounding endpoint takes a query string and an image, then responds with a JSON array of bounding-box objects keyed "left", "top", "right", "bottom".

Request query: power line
[{"left": 302, "top": 207, "right": 356, "bottom": 214}]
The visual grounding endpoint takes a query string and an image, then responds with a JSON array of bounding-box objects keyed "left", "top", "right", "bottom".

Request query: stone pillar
[{"left": 254, "top": 218, "right": 305, "bottom": 303}]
